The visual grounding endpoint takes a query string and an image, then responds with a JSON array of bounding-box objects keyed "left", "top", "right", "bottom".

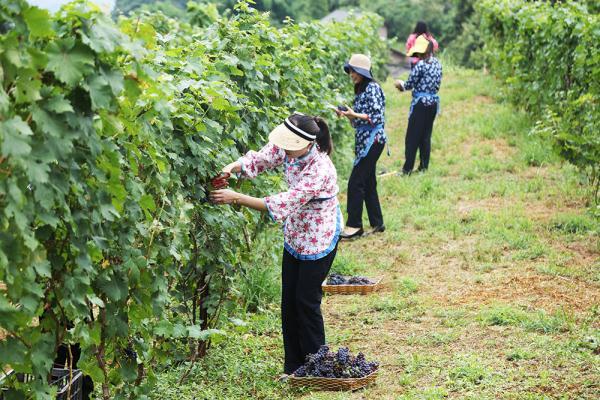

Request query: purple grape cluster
[
  {"left": 293, "top": 345, "right": 378, "bottom": 378},
  {"left": 326, "top": 273, "right": 374, "bottom": 286},
  {"left": 347, "top": 276, "right": 374, "bottom": 285},
  {"left": 326, "top": 273, "right": 347, "bottom": 285}
]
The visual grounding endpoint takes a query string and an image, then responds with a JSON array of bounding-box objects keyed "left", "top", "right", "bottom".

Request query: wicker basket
[
  {"left": 288, "top": 369, "right": 378, "bottom": 391},
  {"left": 0, "top": 368, "right": 83, "bottom": 400},
  {"left": 322, "top": 276, "right": 383, "bottom": 295}
]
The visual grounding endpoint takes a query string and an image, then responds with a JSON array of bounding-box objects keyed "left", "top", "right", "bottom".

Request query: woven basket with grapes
[
  {"left": 288, "top": 346, "right": 379, "bottom": 391},
  {"left": 322, "top": 274, "right": 383, "bottom": 295}
]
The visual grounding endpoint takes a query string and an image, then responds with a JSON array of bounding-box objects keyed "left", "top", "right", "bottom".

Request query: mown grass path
[{"left": 154, "top": 67, "right": 599, "bottom": 400}]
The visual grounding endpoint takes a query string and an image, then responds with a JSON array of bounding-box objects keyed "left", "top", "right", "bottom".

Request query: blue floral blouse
[
  {"left": 351, "top": 81, "right": 386, "bottom": 165},
  {"left": 403, "top": 57, "right": 443, "bottom": 109}
]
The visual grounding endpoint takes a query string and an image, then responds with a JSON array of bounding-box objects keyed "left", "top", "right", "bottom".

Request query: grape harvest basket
[
  {"left": 0, "top": 368, "right": 83, "bottom": 400},
  {"left": 322, "top": 277, "right": 383, "bottom": 295},
  {"left": 288, "top": 369, "right": 378, "bottom": 391}
]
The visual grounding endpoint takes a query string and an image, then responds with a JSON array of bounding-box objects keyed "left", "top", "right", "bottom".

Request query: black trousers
[
  {"left": 281, "top": 244, "right": 338, "bottom": 374},
  {"left": 403, "top": 101, "right": 437, "bottom": 173},
  {"left": 346, "top": 141, "right": 384, "bottom": 228}
]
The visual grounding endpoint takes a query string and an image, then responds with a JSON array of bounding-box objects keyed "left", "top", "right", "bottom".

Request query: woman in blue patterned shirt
[
  {"left": 396, "top": 35, "right": 442, "bottom": 174},
  {"left": 336, "top": 54, "right": 387, "bottom": 240}
]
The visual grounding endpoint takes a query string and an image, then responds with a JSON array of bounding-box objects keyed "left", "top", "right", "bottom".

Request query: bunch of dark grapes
[
  {"left": 123, "top": 345, "right": 137, "bottom": 362},
  {"left": 293, "top": 346, "right": 378, "bottom": 378},
  {"left": 326, "top": 274, "right": 374, "bottom": 285},
  {"left": 347, "top": 276, "right": 373, "bottom": 285},
  {"left": 326, "top": 273, "right": 346, "bottom": 285}
]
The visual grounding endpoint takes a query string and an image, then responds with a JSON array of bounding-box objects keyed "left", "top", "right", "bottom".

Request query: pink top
[
  {"left": 406, "top": 33, "right": 439, "bottom": 64},
  {"left": 238, "top": 143, "right": 342, "bottom": 260}
]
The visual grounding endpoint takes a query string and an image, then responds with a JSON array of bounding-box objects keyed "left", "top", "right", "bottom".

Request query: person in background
[
  {"left": 336, "top": 54, "right": 386, "bottom": 240},
  {"left": 395, "top": 36, "right": 442, "bottom": 175},
  {"left": 210, "top": 113, "right": 341, "bottom": 378},
  {"left": 406, "top": 21, "right": 439, "bottom": 68}
]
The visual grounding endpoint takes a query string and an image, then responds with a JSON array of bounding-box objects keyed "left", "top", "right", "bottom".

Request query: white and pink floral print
[{"left": 238, "top": 143, "right": 342, "bottom": 260}]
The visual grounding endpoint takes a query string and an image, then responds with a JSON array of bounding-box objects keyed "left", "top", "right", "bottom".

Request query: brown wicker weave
[
  {"left": 288, "top": 369, "right": 378, "bottom": 391},
  {"left": 322, "top": 276, "right": 383, "bottom": 295}
]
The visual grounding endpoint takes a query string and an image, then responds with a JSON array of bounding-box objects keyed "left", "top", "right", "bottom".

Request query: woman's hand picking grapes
[{"left": 210, "top": 189, "right": 239, "bottom": 205}]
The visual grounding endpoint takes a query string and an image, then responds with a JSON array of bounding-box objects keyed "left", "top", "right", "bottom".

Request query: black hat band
[{"left": 284, "top": 118, "right": 316, "bottom": 141}]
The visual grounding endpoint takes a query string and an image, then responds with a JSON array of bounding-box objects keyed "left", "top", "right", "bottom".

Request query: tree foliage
[
  {"left": 478, "top": 0, "right": 600, "bottom": 202},
  {"left": 115, "top": 0, "right": 479, "bottom": 47},
  {"left": 0, "top": 0, "right": 387, "bottom": 397}
]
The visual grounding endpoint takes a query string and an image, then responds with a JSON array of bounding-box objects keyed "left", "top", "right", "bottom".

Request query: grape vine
[
  {"left": 478, "top": 0, "right": 600, "bottom": 203},
  {"left": 0, "top": 0, "right": 387, "bottom": 397}
]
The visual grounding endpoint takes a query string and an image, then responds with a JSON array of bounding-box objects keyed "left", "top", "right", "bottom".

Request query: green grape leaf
[
  {"left": 78, "top": 357, "right": 105, "bottom": 383},
  {"left": 98, "top": 273, "right": 128, "bottom": 302},
  {"left": 45, "top": 38, "right": 95, "bottom": 86},
  {"left": 86, "top": 73, "right": 113, "bottom": 110},
  {"left": 186, "top": 325, "right": 203, "bottom": 339},
  {"left": 31, "top": 105, "right": 68, "bottom": 138},
  {"left": 0, "top": 338, "right": 27, "bottom": 365},
  {"left": 139, "top": 194, "right": 156, "bottom": 213},
  {"left": 32, "top": 259, "right": 51, "bottom": 278},
  {"left": 46, "top": 94, "right": 74, "bottom": 113},
  {"left": 1, "top": 116, "right": 33, "bottom": 157},
  {"left": 29, "top": 333, "right": 54, "bottom": 374},
  {"left": 154, "top": 320, "right": 174, "bottom": 337},
  {"left": 23, "top": 6, "right": 55, "bottom": 38},
  {"left": 14, "top": 68, "right": 42, "bottom": 104},
  {"left": 172, "top": 323, "right": 187, "bottom": 338},
  {"left": 26, "top": 160, "right": 50, "bottom": 184},
  {"left": 85, "top": 16, "right": 124, "bottom": 54}
]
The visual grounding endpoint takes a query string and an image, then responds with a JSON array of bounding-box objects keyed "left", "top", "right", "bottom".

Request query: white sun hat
[
  {"left": 343, "top": 54, "right": 373, "bottom": 79},
  {"left": 268, "top": 115, "right": 316, "bottom": 151}
]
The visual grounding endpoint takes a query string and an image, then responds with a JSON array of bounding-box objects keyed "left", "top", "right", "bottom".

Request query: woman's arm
[
  {"left": 209, "top": 189, "right": 267, "bottom": 212},
  {"left": 398, "top": 63, "right": 422, "bottom": 92},
  {"left": 236, "top": 143, "right": 285, "bottom": 179},
  {"left": 341, "top": 107, "right": 369, "bottom": 121},
  {"left": 222, "top": 161, "right": 242, "bottom": 174},
  {"left": 341, "top": 83, "right": 383, "bottom": 124},
  {"left": 210, "top": 169, "right": 321, "bottom": 221}
]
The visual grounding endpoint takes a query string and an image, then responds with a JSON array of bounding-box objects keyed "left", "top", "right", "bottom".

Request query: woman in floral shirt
[
  {"left": 336, "top": 53, "right": 386, "bottom": 240},
  {"left": 210, "top": 113, "right": 341, "bottom": 376},
  {"left": 396, "top": 35, "right": 442, "bottom": 174}
]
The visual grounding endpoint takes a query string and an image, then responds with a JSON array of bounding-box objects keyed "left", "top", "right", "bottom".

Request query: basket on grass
[
  {"left": 0, "top": 368, "right": 83, "bottom": 400},
  {"left": 322, "top": 275, "right": 383, "bottom": 295},
  {"left": 288, "top": 369, "right": 378, "bottom": 391},
  {"left": 288, "top": 346, "right": 379, "bottom": 392}
]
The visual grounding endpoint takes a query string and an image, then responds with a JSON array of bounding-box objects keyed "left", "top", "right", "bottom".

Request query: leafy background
[
  {"left": 1, "top": 0, "right": 598, "bottom": 398},
  {"left": 0, "top": 0, "right": 385, "bottom": 397}
]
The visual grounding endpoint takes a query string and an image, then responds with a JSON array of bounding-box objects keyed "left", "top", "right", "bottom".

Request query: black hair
[
  {"left": 413, "top": 21, "right": 428, "bottom": 35},
  {"left": 288, "top": 113, "right": 333, "bottom": 155},
  {"left": 354, "top": 75, "right": 372, "bottom": 95},
  {"left": 348, "top": 67, "right": 374, "bottom": 95}
]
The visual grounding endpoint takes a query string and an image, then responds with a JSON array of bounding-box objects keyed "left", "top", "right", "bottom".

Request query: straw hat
[
  {"left": 268, "top": 116, "right": 316, "bottom": 151},
  {"left": 343, "top": 54, "right": 373, "bottom": 79},
  {"left": 407, "top": 35, "right": 431, "bottom": 57}
]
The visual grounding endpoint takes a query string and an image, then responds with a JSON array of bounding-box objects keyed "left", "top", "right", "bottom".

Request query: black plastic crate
[{"left": 1, "top": 368, "right": 83, "bottom": 400}]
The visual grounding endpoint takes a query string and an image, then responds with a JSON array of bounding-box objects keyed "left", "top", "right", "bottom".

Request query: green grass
[
  {"left": 548, "top": 213, "right": 599, "bottom": 234},
  {"left": 152, "top": 67, "right": 600, "bottom": 399},
  {"left": 479, "top": 305, "right": 575, "bottom": 334}
]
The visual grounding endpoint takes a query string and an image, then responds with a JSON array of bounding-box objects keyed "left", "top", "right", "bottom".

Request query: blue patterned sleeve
[
  {"left": 403, "top": 62, "right": 422, "bottom": 91},
  {"left": 363, "top": 83, "right": 385, "bottom": 125}
]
